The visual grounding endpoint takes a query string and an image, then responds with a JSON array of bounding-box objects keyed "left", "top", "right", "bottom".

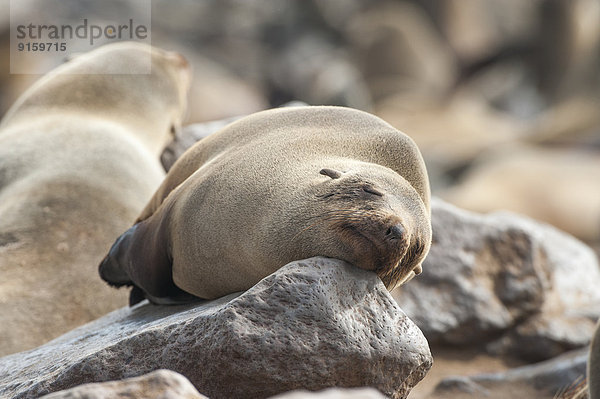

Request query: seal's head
[
  {"left": 0, "top": 42, "right": 191, "bottom": 155},
  {"left": 293, "top": 163, "right": 431, "bottom": 290}
]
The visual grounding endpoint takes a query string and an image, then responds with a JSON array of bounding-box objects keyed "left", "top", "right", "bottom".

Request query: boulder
[
  {"left": 393, "top": 198, "right": 600, "bottom": 361},
  {"left": 433, "top": 348, "right": 588, "bottom": 399},
  {"left": 0, "top": 257, "right": 432, "bottom": 399},
  {"left": 455, "top": 60, "right": 545, "bottom": 120},
  {"left": 313, "top": 0, "right": 383, "bottom": 31},
  {"left": 40, "top": 369, "right": 208, "bottom": 399},
  {"left": 268, "top": 34, "right": 372, "bottom": 110},
  {"left": 269, "top": 387, "right": 386, "bottom": 399},
  {"left": 42, "top": 373, "right": 386, "bottom": 399},
  {"left": 161, "top": 116, "right": 241, "bottom": 171},
  {"left": 486, "top": 312, "right": 597, "bottom": 362}
]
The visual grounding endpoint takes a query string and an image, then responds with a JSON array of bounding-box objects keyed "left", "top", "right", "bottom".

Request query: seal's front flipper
[
  {"left": 128, "top": 276, "right": 202, "bottom": 306},
  {"left": 99, "top": 225, "right": 138, "bottom": 287},
  {"left": 129, "top": 285, "right": 146, "bottom": 306},
  {"left": 99, "top": 218, "right": 202, "bottom": 306},
  {"left": 143, "top": 289, "right": 204, "bottom": 305}
]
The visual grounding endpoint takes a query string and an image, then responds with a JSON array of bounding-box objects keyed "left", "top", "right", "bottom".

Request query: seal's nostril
[{"left": 386, "top": 224, "right": 404, "bottom": 240}]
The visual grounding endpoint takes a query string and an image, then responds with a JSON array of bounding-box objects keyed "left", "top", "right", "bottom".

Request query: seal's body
[
  {"left": 0, "top": 42, "right": 189, "bottom": 355},
  {"left": 100, "top": 106, "right": 431, "bottom": 304}
]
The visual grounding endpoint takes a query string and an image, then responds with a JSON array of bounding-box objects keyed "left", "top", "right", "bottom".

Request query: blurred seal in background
[{"left": 0, "top": 42, "right": 190, "bottom": 355}]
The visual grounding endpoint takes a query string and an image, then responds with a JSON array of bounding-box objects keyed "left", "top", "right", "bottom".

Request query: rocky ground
[
  {"left": 1, "top": 189, "right": 596, "bottom": 398},
  {"left": 1, "top": 258, "right": 432, "bottom": 399},
  {"left": 1, "top": 0, "right": 599, "bottom": 398}
]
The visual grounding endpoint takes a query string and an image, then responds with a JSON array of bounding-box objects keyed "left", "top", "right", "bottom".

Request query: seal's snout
[{"left": 385, "top": 223, "right": 405, "bottom": 241}]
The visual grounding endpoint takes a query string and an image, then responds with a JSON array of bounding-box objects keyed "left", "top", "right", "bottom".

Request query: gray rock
[
  {"left": 161, "top": 116, "right": 241, "bottom": 171},
  {"left": 434, "top": 348, "right": 588, "bottom": 398},
  {"left": 40, "top": 369, "right": 208, "bottom": 399},
  {"left": 268, "top": 387, "right": 387, "bottom": 399},
  {"left": 0, "top": 257, "right": 432, "bottom": 399},
  {"left": 268, "top": 34, "right": 373, "bottom": 110},
  {"left": 313, "top": 0, "right": 383, "bottom": 31},
  {"left": 433, "top": 376, "right": 490, "bottom": 396},
  {"left": 393, "top": 198, "right": 600, "bottom": 361},
  {"left": 42, "top": 377, "right": 386, "bottom": 399},
  {"left": 486, "top": 312, "right": 597, "bottom": 362}
]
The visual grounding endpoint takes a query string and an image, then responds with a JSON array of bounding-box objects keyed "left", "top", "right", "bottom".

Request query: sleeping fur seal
[
  {"left": 0, "top": 42, "right": 190, "bottom": 355},
  {"left": 100, "top": 106, "right": 432, "bottom": 304}
]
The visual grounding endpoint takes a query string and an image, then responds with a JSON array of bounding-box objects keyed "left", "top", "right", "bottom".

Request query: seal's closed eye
[
  {"left": 320, "top": 168, "right": 342, "bottom": 179},
  {"left": 362, "top": 185, "right": 383, "bottom": 197}
]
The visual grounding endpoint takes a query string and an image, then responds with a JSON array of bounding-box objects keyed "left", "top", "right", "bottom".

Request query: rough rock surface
[
  {"left": 40, "top": 370, "right": 208, "bottom": 399},
  {"left": 433, "top": 348, "right": 588, "bottom": 398},
  {"left": 42, "top": 374, "right": 386, "bottom": 399},
  {"left": 269, "top": 387, "right": 387, "bottom": 398},
  {"left": 393, "top": 198, "right": 600, "bottom": 361},
  {"left": 0, "top": 257, "right": 432, "bottom": 399}
]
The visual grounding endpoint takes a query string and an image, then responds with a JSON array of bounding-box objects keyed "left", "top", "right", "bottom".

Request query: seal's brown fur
[
  {"left": 100, "top": 106, "right": 431, "bottom": 303},
  {"left": 0, "top": 42, "right": 190, "bottom": 355}
]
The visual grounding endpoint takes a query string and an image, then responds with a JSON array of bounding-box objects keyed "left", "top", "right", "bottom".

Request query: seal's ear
[{"left": 319, "top": 168, "right": 342, "bottom": 179}]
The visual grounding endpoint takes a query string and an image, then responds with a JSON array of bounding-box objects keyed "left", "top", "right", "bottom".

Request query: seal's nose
[{"left": 385, "top": 224, "right": 405, "bottom": 240}]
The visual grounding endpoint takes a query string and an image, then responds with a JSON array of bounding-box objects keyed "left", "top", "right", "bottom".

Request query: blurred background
[{"left": 1, "top": 0, "right": 599, "bottom": 251}]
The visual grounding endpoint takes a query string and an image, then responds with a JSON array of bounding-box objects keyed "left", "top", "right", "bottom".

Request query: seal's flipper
[
  {"left": 128, "top": 277, "right": 201, "bottom": 306},
  {"left": 99, "top": 218, "right": 201, "bottom": 306},
  {"left": 99, "top": 224, "right": 138, "bottom": 287},
  {"left": 144, "top": 290, "right": 204, "bottom": 305},
  {"left": 129, "top": 285, "right": 146, "bottom": 306}
]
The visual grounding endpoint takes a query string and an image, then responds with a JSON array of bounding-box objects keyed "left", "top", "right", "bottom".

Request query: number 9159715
[{"left": 17, "top": 42, "right": 66, "bottom": 52}]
